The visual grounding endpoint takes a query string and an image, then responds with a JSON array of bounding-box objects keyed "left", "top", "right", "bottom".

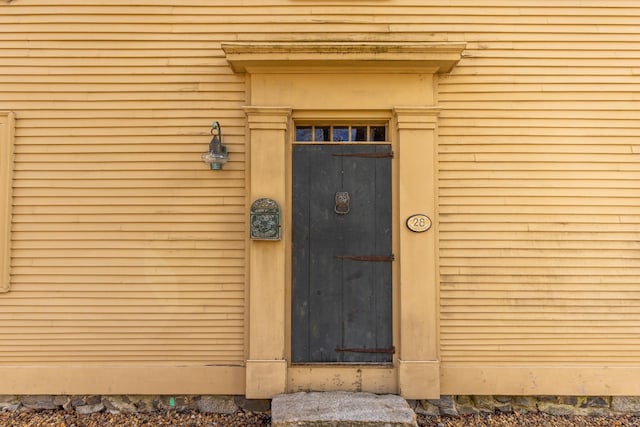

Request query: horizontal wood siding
[
  {"left": 435, "top": 5, "right": 640, "bottom": 364},
  {"left": 0, "top": 1, "right": 638, "bottom": 368},
  {"left": 0, "top": 2, "right": 251, "bottom": 365}
]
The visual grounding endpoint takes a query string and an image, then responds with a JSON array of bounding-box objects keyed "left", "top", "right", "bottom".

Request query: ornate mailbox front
[{"left": 250, "top": 198, "right": 281, "bottom": 240}]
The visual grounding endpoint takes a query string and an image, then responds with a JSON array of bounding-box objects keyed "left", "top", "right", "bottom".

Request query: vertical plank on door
[
  {"left": 373, "top": 144, "right": 393, "bottom": 363},
  {"left": 309, "top": 146, "right": 344, "bottom": 362},
  {"left": 341, "top": 145, "right": 392, "bottom": 363},
  {"left": 291, "top": 146, "right": 311, "bottom": 362}
]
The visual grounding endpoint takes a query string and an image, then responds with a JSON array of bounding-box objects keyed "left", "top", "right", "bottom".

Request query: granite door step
[{"left": 272, "top": 391, "right": 418, "bottom": 427}]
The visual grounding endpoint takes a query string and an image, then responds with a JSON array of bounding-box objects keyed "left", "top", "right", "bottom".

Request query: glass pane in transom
[{"left": 294, "top": 124, "right": 387, "bottom": 143}]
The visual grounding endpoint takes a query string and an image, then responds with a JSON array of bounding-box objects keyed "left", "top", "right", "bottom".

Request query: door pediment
[
  {"left": 222, "top": 42, "right": 466, "bottom": 74},
  {"left": 223, "top": 42, "right": 465, "bottom": 110}
]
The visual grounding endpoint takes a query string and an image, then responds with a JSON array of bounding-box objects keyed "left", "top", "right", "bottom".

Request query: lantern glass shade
[{"left": 201, "top": 145, "right": 228, "bottom": 170}]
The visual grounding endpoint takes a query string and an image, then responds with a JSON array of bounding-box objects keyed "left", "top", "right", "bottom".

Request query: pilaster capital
[
  {"left": 394, "top": 106, "right": 440, "bottom": 130},
  {"left": 244, "top": 106, "right": 292, "bottom": 130}
]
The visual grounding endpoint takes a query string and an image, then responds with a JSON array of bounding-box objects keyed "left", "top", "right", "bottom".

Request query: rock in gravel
[
  {"left": 196, "top": 395, "right": 238, "bottom": 414},
  {"left": 428, "top": 395, "right": 458, "bottom": 417},
  {"left": 537, "top": 401, "right": 576, "bottom": 416},
  {"left": 21, "top": 395, "right": 57, "bottom": 410},
  {"left": 415, "top": 400, "right": 440, "bottom": 417},
  {"left": 0, "top": 395, "right": 19, "bottom": 412},
  {"left": 583, "top": 396, "right": 609, "bottom": 408},
  {"left": 455, "top": 396, "right": 480, "bottom": 415},
  {"left": 75, "top": 402, "right": 105, "bottom": 415},
  {"left": 102, "top": 395, "right": 138, "bottom": 413},
  {"left": 511, "top": 396, "right": 538, "bottom": 414},
  {"left": 234, "top": 395, "right": 271, "bottom": 412},
  {"left": 472, "top": 396, "right": 497, "bottom": 414}
]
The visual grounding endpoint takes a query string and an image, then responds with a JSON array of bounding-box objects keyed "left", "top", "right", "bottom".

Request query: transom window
[{"left": 295, "top": 124, "right": 387, "bottom": 143}]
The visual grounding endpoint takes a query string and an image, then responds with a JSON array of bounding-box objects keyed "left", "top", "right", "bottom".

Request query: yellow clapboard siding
[
  {"left": 16, "top": 118, "right": 247, "bottom": 129},
  {"left": 13, "top": 170, "right": 245, "bottom": 179},
  {"left": 10, "top": 274, "right": 245, "bottom": 283},
  {"left": 0, "top": 312, "right": 244, "bottom": 320},
  {"left": 439, "top": 257, "right": 640, "bottom": 268},
  {"left": 1, "top": 1, "right": 640, "bottom": 372},
  {"left": 442, "top": 319, "right": 640, "bottom": 326},
  {"left": 11, "top": 257, "right": 245, "bottom": 267},
  {"left": 13, "top": 214, "right": 245, "bottom": 224},
  {"left": 442, "top": 76, "right": 640, "bottom": 86},
  {"left": 441, "top": 283, "right": 640, "bottom": 291},
  {"left": 439, "top": 188, "right": 640, "bottom": 198},
  {"left": 0, "top": 303, "right": 244, "bottom": 313},
  {"left": 440, "top": 276, "right": 640, "bottom": 285},
  {"left": 13, "top": 187, "right": 245, "bottom": 197},
  {"left": 11, "top": 240, "right": 245, "bottom": 249},
  {"left": 13, "top": 174, "right": 245, "bottom": 186},
  {"left": 440, "top": 179, "right": 639, "bottom": 188},
  {"left": 15, "top": 124, "right": 247, "bottom": 135},
  {"left": 442, "top": 117, "right": 640, "bottom": 128},
  {"left": 440, "top": 241, "right": 640, "bottom": 251},
  {"left": 441, "top": 290, "right": 640, "bottom": 300},
  {"left": 442, "top": 339, "right": 640, "bottom": 347},
  {"left": 2, "top": 90, "right": 241, "bottom": 102},
  {"left": 12, "top": 161, "right": 246, "bottom": 171},
  {"left": 0, "top": 352, "right": 240, "bottom": 360},
  {"left": 440, "top": 298, "right": 640, "bottom": 308},
  {"left": 440, "top": 213, "right": 640, "bottom": 223},
  {"left": 440, "top": 83, "right": 640, "bottom": 93},
  {"left": 439, "top": 310, "right": 640, "bottom": 319},
  {"left": 0, "top": 326, "right": 244, "bottom": 333},
  {"left": 10, "top": 282, "right": 244, "bottom": 291},
  {"left": 0, "top": 335, "right": 244, "bottom": 344},
  {"left": 440, "top": 170, "right": 640, "bottom": 179},
  {"left": 13, "top": 196, "right": 244, "bottom": 206},
  {"left": 5, "top": 292, "right": 245, "bottom": 300},
  {"left": 1, "top": 76, "right": 244, "bottom": 85},
  {"left": 439, "top": 205, "right": 640, "bottom": 215},
  {"left": 439, "top": 248, "right": 638, "bottom": 259},
  {"left": 442, "top": 331, "right": 640, "bottom": 338}
]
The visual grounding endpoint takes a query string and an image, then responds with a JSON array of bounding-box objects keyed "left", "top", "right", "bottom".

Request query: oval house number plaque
[{"left": 406, "top": 214, "right": 432, "bottom": 233}]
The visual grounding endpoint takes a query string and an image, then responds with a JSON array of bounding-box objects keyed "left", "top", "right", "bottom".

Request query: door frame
[
  {"left": 223, "top": 41, "right": 466, "bottom": 399},
  {"left": 286, "top": 113, "right": 399, "bottom": 393},
  {"left": 290, "top": 138, "right": 395, "bottom": 365},
  {"left": 287, "top": 112, "right": 399, "bottom": 373}
]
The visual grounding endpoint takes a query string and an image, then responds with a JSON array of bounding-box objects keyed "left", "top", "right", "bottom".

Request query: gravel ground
[
  {"left": 418, "top": 413, "right": 640, "bottom": 426},
  {"left": 2, "top": 410, "right": 640, "bottom": 427},
  {"left": 0, "top": 410, "right": 270, "bottom": 427}
]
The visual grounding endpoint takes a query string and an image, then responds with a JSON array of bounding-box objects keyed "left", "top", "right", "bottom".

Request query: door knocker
[{"left": 335, "top": 191, "right": 350, "bottom": 215}]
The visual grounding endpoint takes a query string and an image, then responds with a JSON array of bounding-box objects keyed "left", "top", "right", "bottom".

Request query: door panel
[{"left": 292, "top": 144, "right": 392, "bottom": 363}]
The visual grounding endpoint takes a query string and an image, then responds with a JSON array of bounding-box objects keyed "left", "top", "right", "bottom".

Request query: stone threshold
[{"left": 272, "top": 392, "right": 418, "bottom": 427}]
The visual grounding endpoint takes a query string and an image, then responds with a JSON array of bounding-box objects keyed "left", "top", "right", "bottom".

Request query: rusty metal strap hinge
[
  {"left": 331, "top": 152, "right": 394, "bottom": 159},
  {"left": 335, "top": 346, "right": 396, "bottom": 354},
  {"left": 335, "top": 255, "right": 395, "bottom": 262}
]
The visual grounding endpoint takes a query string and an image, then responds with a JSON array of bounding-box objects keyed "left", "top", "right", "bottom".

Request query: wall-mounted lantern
[{"left": 201, "top": 121, "right": 228, "bottom": 170}]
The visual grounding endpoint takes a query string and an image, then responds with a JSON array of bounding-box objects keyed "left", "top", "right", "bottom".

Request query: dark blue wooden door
[{"left": 292, "top": 144, "right": 392, "bottom": 363}]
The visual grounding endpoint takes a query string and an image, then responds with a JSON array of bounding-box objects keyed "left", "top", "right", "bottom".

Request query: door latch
[{"left": 334, "top": 191, "right": 350, "bottom": 215}]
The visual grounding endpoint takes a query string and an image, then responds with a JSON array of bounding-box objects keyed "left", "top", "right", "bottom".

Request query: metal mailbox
[{"left": 250, "top": 198, "right": 281, "bottom": 240}]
